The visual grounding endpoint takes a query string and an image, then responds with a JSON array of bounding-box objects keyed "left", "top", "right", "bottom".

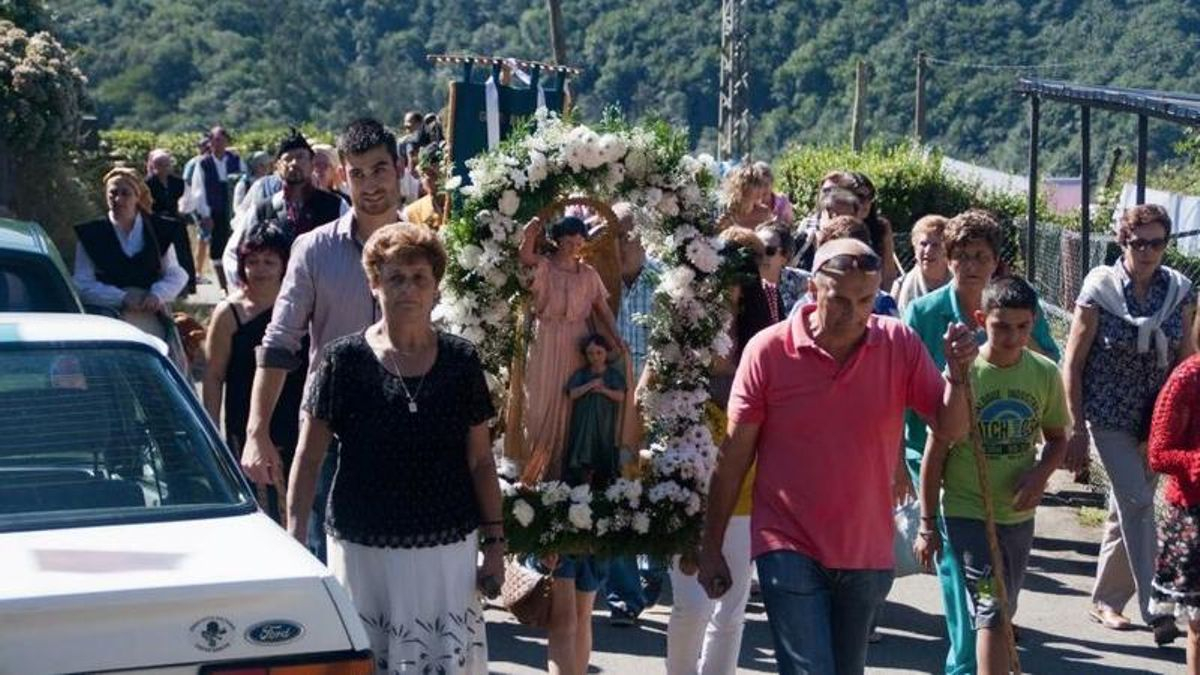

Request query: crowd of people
[{"left": 68, "top": 114, "right": 1200, "bottom": 675}]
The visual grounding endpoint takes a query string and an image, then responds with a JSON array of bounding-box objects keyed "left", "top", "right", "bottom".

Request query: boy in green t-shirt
[{"left": 915, "top": 275, "right": 1070, "bottom": 675}]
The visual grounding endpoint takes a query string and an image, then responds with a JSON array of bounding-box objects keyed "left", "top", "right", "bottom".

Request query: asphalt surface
[{"left": 484, "top": 472, "right": 1188, "bottom": 674}]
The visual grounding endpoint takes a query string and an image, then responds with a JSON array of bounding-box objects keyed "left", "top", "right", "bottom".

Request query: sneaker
[
  {"left": 609, "top": 608, "right": 636, "bottom": 628},
  {"left": 196, "top": 276, "right": 213, "bottom": 285}
]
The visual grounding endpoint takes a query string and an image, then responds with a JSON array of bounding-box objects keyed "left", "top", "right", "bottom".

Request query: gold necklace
[{"left": 385, "top": 340, "right": 430, "bottom": 414}]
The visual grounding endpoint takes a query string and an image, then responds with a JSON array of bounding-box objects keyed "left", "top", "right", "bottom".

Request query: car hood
[{"left": 0, "top": 513, "right": 367, "bottom": 673}]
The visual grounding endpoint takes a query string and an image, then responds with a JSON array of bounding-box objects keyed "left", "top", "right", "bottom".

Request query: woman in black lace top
[{"left": 287, "top": 223, "right": 503, "bottom": 674}]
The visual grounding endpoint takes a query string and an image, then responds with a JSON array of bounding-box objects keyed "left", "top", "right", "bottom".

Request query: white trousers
[{"left": 667, "top": 516, "right": 753, "bottom": 675}]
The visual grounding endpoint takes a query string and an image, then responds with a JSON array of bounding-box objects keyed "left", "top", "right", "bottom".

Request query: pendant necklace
[{"left": 386, "top": 347, "right": 427, "bottom": 414}]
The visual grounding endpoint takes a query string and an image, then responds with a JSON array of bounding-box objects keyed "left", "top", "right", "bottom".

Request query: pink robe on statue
[{"left": 520, "top": 258, "right": 608, "bottom": 483}]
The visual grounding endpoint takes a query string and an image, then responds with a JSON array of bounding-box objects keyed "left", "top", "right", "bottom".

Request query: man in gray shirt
[{"left": 240, "top": 118, "right": 405, "bottom": 558}]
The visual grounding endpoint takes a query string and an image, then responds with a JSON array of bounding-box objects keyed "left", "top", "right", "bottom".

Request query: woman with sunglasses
[
  {"left": 1063, "top": 204, "right": 1197, "bottom": 645},
  {"left": 755, "top": 222, "right": 809, "bottom": 319}
]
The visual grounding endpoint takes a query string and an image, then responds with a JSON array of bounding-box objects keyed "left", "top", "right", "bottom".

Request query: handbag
[
  {"left": 893, "top": 498, "right": 925, "bottom": 578},
  {"left": 500, "top": 558, "right": 553, "bottom": 628}
]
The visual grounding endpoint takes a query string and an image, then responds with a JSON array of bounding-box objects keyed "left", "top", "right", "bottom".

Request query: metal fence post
[
  {"left": 1081, "top": 105, "right": 1091, "bottom": 275},
  {"left": 1136, "top": 114, "right": 1148, "bottom": 204},
  {"left": 1027, "top": 96, "right": 1040, "bottom": 285}
]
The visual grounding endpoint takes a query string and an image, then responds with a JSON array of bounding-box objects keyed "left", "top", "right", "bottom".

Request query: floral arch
[{"left": 438, "top": 111, "right": 742, "bottom": 555}]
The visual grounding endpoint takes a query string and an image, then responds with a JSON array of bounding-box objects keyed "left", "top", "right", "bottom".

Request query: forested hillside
[{"left": 45, "top": 0, "right": 1200, "bottom": 174}]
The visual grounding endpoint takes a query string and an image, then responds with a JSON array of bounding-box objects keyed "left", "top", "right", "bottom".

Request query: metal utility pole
[
  {"left": 718, "top": 0, "right": 750, "bottom": 162},
  {"left": 851, "top": 59, "right": 868, "bottom": 151},
  {"left": 914, "top": 51, "right": 927, "bottom": 144},
  {"left": 547, "top": 0, "right": 567, "bottom": 65}
]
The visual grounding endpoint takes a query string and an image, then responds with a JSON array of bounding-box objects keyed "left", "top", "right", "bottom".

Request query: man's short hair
[
  {"left": 816, "top": 215, "right": 872, "bottom": 248},
  {"left": 336, "top": 118, "right": 399, "bottom": 164},
  {"left": 944, "top": 209, "right": 1003, "bottom": 260},
  {"left": 982, "top": 275, "right": 1039, "bottom": 314},
  {"left": 276, "top": 127, "right": 313, "bottom": 158}
]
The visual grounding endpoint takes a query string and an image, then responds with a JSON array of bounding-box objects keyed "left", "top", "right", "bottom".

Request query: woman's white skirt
[{"left": 327, "top": 534, "right": 487, "bottom": 674}]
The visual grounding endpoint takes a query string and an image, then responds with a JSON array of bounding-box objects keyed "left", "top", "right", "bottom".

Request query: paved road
[{"left": 485, "top": 473, "right": 1187, "bottom": 674}]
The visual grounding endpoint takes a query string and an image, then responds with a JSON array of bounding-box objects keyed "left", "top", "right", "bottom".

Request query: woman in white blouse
[{"left": 73, "top": 167, "right": 188, "bottom": 344}]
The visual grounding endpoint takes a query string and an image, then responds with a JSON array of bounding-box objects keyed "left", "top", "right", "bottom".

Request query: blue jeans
[
  {"left": 906, "top": 455, "right": 976, "bottom": 675},
  {"left": 604, "top": 555, "right": 667, "bottom": 615},
  {"left": 308, "top": 445, "right": 337, "bottom": 563},
  {"left": 756, "top": 550, "right": 893, "bottom": 675}
]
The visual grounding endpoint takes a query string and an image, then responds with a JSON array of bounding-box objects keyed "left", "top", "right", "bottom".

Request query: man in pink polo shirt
[{"left": 698, "top": 238, "right": 977, "bottom": 675}]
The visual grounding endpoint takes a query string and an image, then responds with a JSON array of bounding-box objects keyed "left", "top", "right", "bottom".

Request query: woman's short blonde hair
[
  {"left": 910, "top": 214, "right": 948, "bottom": 245},
  {"left": 723, "top": 163, "right": 771, "bottom": 216},
  {"left": 362, "top": 223, "right": 447, "bottom": 285}
]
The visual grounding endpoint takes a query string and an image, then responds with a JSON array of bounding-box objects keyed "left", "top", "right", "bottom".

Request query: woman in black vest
[{"left": 73, "top": 167, "right": 189, "bottom": 341}]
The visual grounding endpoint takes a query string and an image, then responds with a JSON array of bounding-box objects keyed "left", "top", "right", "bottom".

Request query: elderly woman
[
  {"left": 892, "top": 214, "right": 951, "bottom": 312},
  {"left": 312, "top": 143, "right": 350, "bottom": 204},
  {"left": 145, "top": 149, "right": 186, "bottom": 219},
  {"left": 1148, "top": 353, "right": 1200, "bottom": 672},
  {"left": 233, "top": 150, "right": 274, "bottom": 214},
  {"left": 74, "top": 167, "right": 189, "bottom": 341},
  {"left": 287, "top": 224, "right": 504, "bottom": 674},
  {"left": 1064, "top": 204, "right": 1197, "bottom": 645},
  {"left": 754, "top": 161, "right": 795, "bottom": 225},
  {"left": 792, "top": 170, "right": 863, "bottom": 269}
]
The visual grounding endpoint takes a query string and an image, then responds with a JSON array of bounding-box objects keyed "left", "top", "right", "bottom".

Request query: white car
[{"left": 0, "top": 314, "right": 371, "bottom": 674}]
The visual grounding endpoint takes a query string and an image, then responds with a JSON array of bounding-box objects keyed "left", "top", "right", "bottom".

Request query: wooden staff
[{"left": 962, "top": 375, "right": 1022, "bottom": 674}]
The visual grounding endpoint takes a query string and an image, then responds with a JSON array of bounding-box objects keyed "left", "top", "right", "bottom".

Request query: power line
[{"left": 925, "top": 55, "right": 1104, "bottom": 71}]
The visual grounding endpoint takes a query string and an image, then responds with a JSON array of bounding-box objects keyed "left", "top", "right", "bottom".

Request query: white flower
[
  {"left": 657, "top": 192, "right": 680, "bottom": 217},
  {"left": 711, "top": 330, "right": 733, "bottom": 358},
  {"left": 498, "top": 190, "right": 521, "bottom": 217},
  {"left": 570, "top": 484, "right": 591, "bottom": 503},
  {"left": 526, "top": 150, "right": 549, "bottom": 186},
  {"left": 513, "top": 499, "right": 535, "bottom": 527},
  {"left": 596, "top": 517, "right": 611, "bottom": 536},
  {"left": 444, "top": 175, "right": 463, "bottom": 191},
  {"left": 462, "top": 325, "right": 486, "bottom": 345},
  {"left": 685, "top": 238, "right": 720, "bottom": 273},
  {"left": 541, "top": 481, "right": 570, "bottom": 505},
  {"left": 662, "top": 266, "right": 696, "bottom": 303},
  {"left": 568, "top": 502, "right": 593, "bottom": 530},
  {"left": 643, "top": 187, "right": 663, "bottom": 208},
  {"left": 509, "top": 169, "right": 529, "bottom": 190},
  {"left": 596, "top": 133, "right": 628, "bottom": 164},
  {"left": 458, "top": 244, "right": 483, "bottom": 269},
  {"left": 632, "top": 512, "right": 651, "bottom": 534}
]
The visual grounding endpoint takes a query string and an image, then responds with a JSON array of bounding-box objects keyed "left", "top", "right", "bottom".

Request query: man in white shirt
[{"left": 189, "top": 126, "right": 247, "bottom": 293}]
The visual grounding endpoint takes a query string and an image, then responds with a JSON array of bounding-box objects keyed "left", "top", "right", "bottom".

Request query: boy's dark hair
[
  {"left": 336, "top": 118, "right": 398, "bottom": 164},
  {"left": 276, "top": 127, "right": 313, "bottom": 158},
  {"left": 579, "top": 333, "right": 611, "bottom": 354},
  {"left": 550, "top": 216, "right": 588, "bottom": 241},
  {"left": 982, "top": 275, "right": 1039, "bottom": 313}
]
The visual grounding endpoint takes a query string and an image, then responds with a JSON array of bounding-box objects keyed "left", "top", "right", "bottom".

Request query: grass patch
[{"left": 1077, "top": 506, "right": 1107, "bottom": 528}]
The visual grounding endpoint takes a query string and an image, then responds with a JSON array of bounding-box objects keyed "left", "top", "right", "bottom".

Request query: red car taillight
[{"left": 201, "top": 651, "right": 373, "bottom": 675}]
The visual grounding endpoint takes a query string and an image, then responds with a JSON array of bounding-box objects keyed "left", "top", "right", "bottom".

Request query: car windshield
[{"left": 0, "top": 344, "right": 251, "bottom": 531}]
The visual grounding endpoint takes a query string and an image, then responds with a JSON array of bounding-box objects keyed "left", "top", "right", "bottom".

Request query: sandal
[{"left": 1088, "top": 606, "right": 1133, "bottom": 631}]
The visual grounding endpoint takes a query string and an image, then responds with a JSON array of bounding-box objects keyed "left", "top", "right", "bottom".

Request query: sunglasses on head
[
  {"left": 817, "top": 253, "right": 882, "bottom": 274},
  {"left": 1127, "top": 237, "right": 1168, "bottom": 252}
]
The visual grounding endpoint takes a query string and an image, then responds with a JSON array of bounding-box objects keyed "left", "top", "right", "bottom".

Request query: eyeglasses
[
  {"left": 817, "top": 253, "right": 882, "bottom": 274},
  {"left": 1127, "top": 237, "right": 1168, "bottom": 252}
]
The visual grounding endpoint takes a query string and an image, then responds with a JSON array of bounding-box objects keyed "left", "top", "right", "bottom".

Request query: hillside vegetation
[{"left": 43, "top": 0, "right": 1200, "bottom": 175}]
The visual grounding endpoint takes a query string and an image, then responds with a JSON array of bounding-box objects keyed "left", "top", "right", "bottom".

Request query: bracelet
[{"left": 480, "top": 535, "right": 507, "bottom": 547}]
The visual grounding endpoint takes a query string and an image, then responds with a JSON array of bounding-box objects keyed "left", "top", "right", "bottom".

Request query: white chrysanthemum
[
  {"left": 570, "top": 483, "right": 591, "bottom": 503},
  {"left": 513, "top": 499, "right": 535, "bottom": 527},
  {"left": 662, "top": 266, "right": 696, "bottom": 302},
  {"left": 685, "top": 238, "right": 720, "bottom": 274},
  {"left": 632, "top": 512, "right": 651, "bottom": 534},
  {"left": 657, "top": 192, "right": 680, "bottom": 217},
  {"left": 498, "top": 190, "right": 521, "bottom": 217},
  {"left": 527, "top": 151, "right": 549, "bottom": 186},
  {"left": 458, "top": 244, "right": 483, "bottom": 269},
  {"left": 541, "top": 481, "right": 570, "bottom": 505},
  {"left": 568, "top": 502, "right": 593, "bottom": 530},
  {"left": 711, "top": 330, "right": 733, "bottom": 358}
]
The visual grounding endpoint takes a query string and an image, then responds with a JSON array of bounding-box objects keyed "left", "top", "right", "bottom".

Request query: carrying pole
[{"left": 963, "top": 376, "right": 1023, "bottom": 674}]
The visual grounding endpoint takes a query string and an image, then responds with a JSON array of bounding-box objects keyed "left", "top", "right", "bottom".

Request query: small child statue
[{"left": 563, "top": 334, "right": 627, "bottom": 487}]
